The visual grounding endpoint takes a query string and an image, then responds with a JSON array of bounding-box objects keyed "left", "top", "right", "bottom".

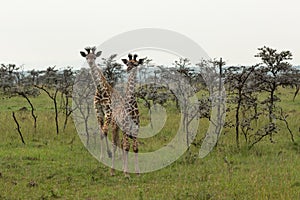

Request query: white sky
[{"left": 1, "top": 0, "right": 300, "bottom": 70}]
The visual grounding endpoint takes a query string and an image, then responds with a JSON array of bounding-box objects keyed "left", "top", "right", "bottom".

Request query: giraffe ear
[
  {"left": 122, "top": 59, "right": 128, "bottom": 64},
  {"left": 85, "top": 47, "right": 91, "bottom": 53},
  {"left": 96, "top": 51, "right": 102, "bottom": 57},
  {"left": 80, "top": 51, "right": 87, "bottom": 57},
  {"left": 138, "top": 59, "right": 144, "bottom": 65}
]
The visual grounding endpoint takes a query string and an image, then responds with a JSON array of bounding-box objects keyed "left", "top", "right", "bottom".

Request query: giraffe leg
[
  {"left": 132, "top": 119, "right": 140, "bottom": 175},
  {"left": 110, "top": 143, "right": 117, "bottom": 176},
  {"left": 104, "top": 134, "right": 112, "bottom": 158},
  {"left": 95, "top": 113, "right": 105, "bottom": 161},
  {"left": 101, "top": 124, "right": 111, "bottom": 158},
  {"left": 133, "top": 137, "right": 140, "bottom": 175},
  {"left": 103, "top": 115, "right": 112, "bottom": 158},
  {"left": 124, "top": 150, "right": 129, "bottom": 178},
  {"left": 117, "top": 133, "right": 122, "bottom": 160},
  {"left": 99, "top": 132, "right": 105, "bottom": 161},
  {"left": 135, "top": 153, "right": 139, "bottom": 175},
  {"left": 94, "top": 96, "right": 106, "bottom": 160},
  {"left": 122, "top": 148, "right": 125, "bottom": 171},
  {"left": 122, "top": 133, "right": 130, "bottom": 177},
  {"left": 121, "top": 138, "right": 125, "bottom": 171},
  {"left": 110, "top": 122, "right": 119, "bottom": 176}
]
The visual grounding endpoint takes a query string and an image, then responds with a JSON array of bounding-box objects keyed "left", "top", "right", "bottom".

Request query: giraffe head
[
  {"left": 80, "top": 46, "right": 102, "bottom": 66},
  {"left": 122, "top": 54, "right": 144, "bottom": 72}
]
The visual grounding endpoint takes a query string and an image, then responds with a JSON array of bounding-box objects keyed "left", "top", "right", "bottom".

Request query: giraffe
[
  {"left": 80, "top": 48, "right": 143, "bottom": 176},
  {"left": 80, "top": 47, "right": 120, "bottom": 174},
  {"left": 111, "top": 53, "right": 144, "bottom": 176}
]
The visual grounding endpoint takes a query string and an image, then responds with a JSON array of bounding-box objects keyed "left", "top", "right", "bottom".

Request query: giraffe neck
[
  {"left": 125, "top": 68, "right": 137, "bottom": 100},
  {"left": 88, "top": 61, "right": 107, "bottom": 92}
]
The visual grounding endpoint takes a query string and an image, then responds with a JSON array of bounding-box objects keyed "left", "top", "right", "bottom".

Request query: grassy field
[{"left": 0, "top": 88, "right": 300, "bottom": 200}]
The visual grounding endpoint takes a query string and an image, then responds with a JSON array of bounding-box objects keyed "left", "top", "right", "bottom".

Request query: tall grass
[{"left": 0, "top": 88, "right": 299, "bottom": 199}]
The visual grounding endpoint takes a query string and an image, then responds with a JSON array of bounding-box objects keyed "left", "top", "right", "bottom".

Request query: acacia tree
[
  {"left": 225, "top": 64, "right": 258, "bottom": 148},
  {"left": 100, "top": 54, "right": 124, "bottom": 87},
  {"left": 135, "top": 59, "right": 174, "bottom": 129},
  {"left": 250, "top": 46, "right": 295, "bottom": 146},
  {"left": 287, "top": 68, "right": 300, "bottom": 101},
  {"left": 29, "top": 69, "right": 44, "bottom": 85},
  {"left": 15, "top": 90, "right": 38, "bottom": 129},
  {"left": 0, "top": 64, "right": 19, "bottom": 93},
  {"left": 35, "top": 66, "right": 61, "bottom": 134},
  {"left": 158, "top": 64, "right": 199, "bottom": 148},
  {"left": 173, "top": 58, "right": 195, "bottom": 84},
  {"left": 59, "top": 67, "right": 76, "bottom": 130},
  {"left": 72, "top": 68, "right": 98, "bottom": 146},
  {"left": 171, "top": 58, "right": 196, "bottom": 110},
  {"left": 140, "top": 60, "right": 170, "bottom": 100},
  {"left": 0, "top": 64, "right": 39, "bottom": 130},
  {"left": 194, "top": 58, "right": 226, "bottom": 156}
]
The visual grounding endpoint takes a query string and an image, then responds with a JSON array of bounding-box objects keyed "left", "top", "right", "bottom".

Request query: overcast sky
[{"left": 1, "top": 0, "right": 300, "bottom": 70}]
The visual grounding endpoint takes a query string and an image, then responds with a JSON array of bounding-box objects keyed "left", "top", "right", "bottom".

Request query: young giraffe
[
  {"left": 80, "top": 48, "right": 143, "bottom": 176},
  {"left": 80, "top": 47, "right": 120, "bottom": 169},
  {"left": 111, "top": 53, "right": 144, "bottom": 176}
]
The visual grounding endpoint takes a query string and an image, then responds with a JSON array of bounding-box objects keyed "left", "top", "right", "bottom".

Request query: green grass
[{"left": 0, "top": 89, "right": 300, "bottom": 199}]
